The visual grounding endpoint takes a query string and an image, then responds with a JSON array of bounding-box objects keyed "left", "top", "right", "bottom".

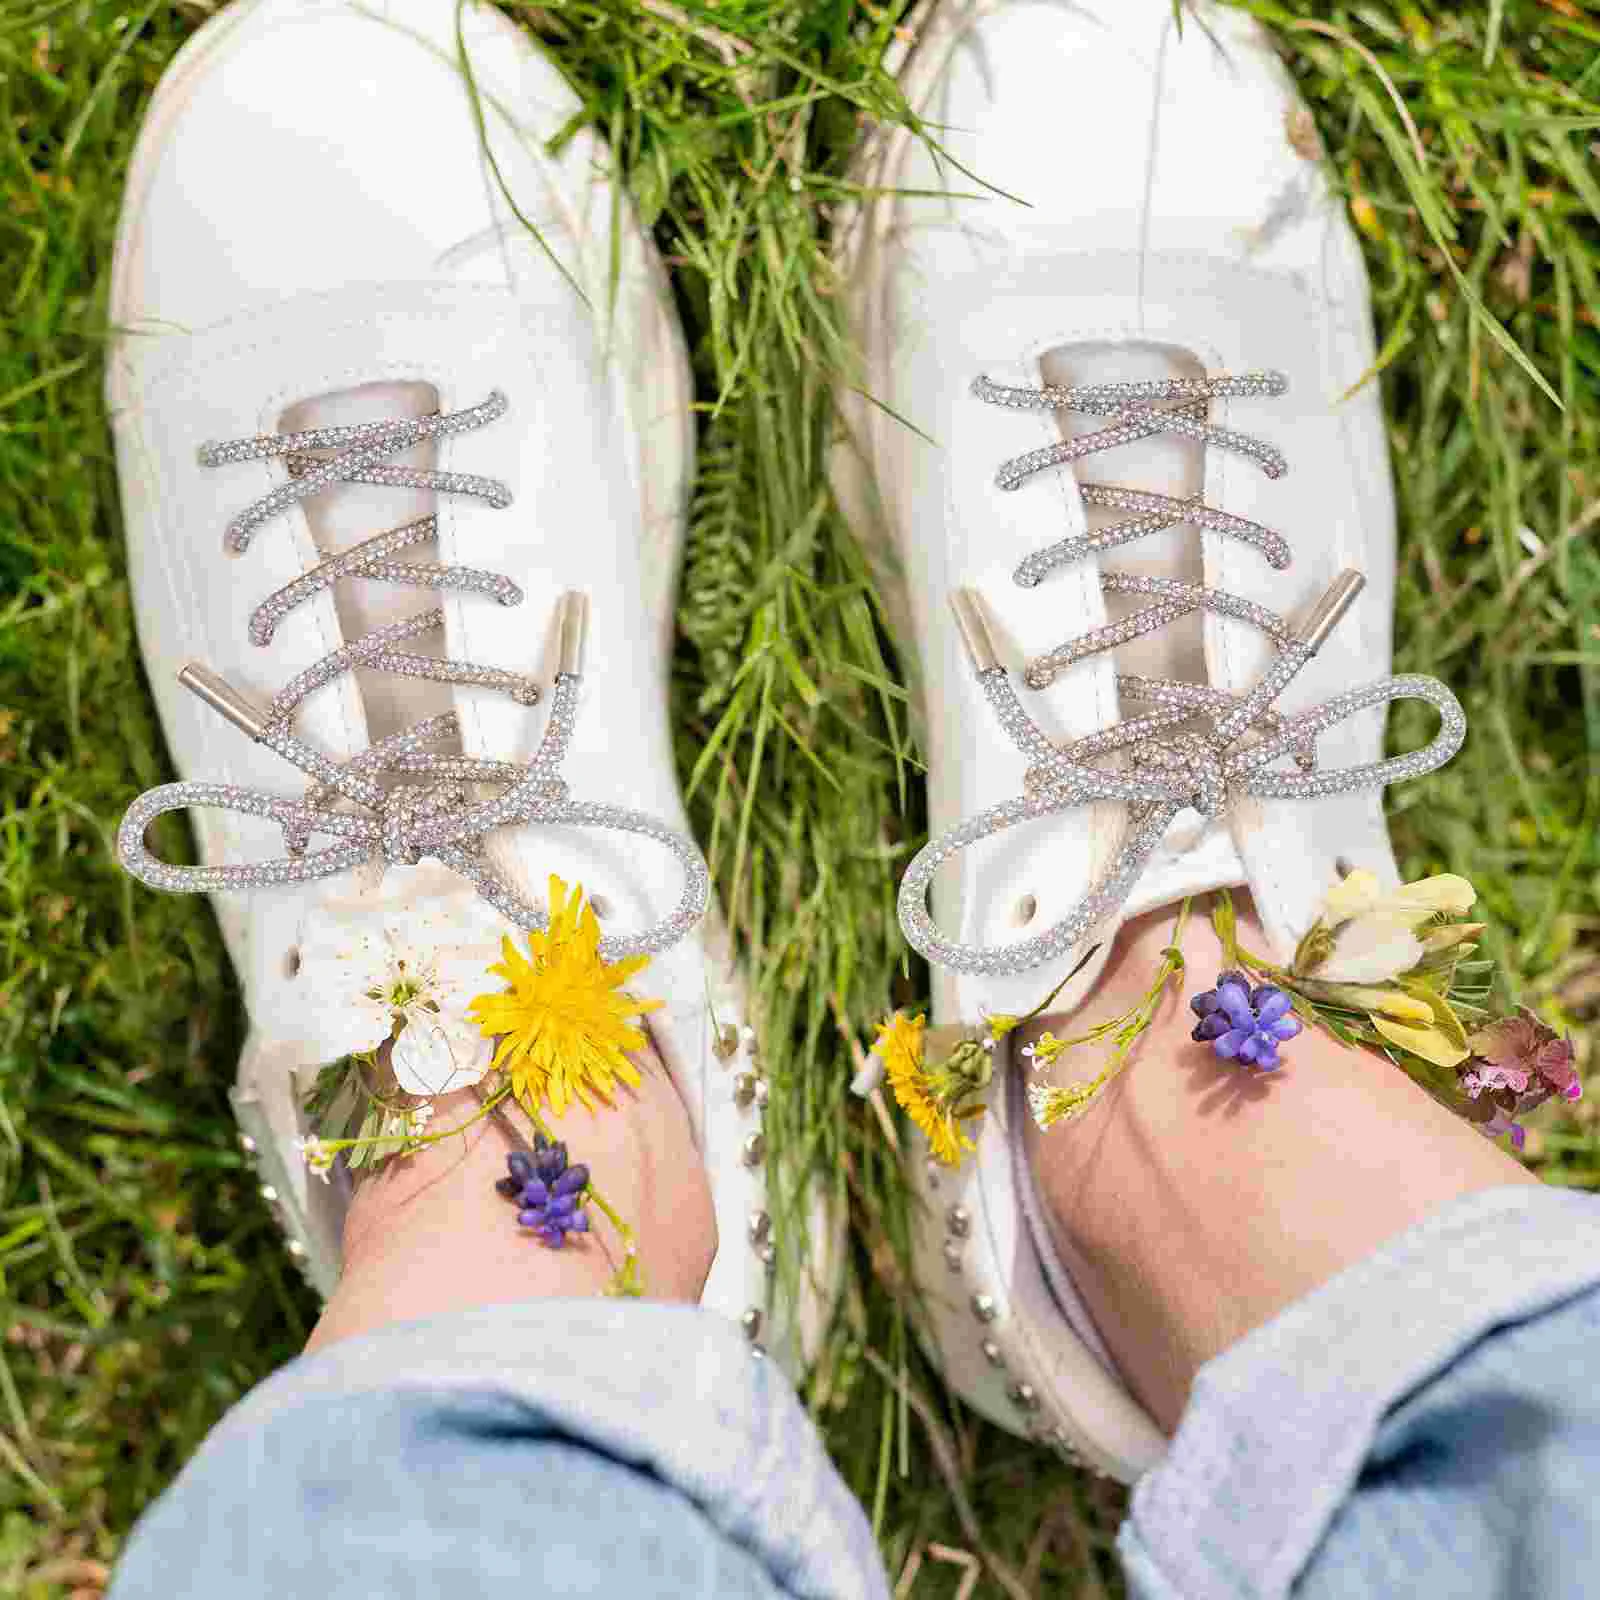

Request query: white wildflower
[
  {"left": 390, "top": 1014, "right": 493, "bottom": 1097},
  {"left": 294, "top": 1134, "right": 335, "bottom": 1183}
]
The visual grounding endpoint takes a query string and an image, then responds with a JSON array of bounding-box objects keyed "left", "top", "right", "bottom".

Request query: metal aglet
[
  {"left": 950, "top": 587, "right": 1002, "bottom": 675},
  {"left": 556, "top": 590, "right": 590, "bottom": 677},
  {"left": 1295, "top": 570, "right": 1366, "bottom": 653},
  {"left": 179, "top": 662, "right": 269, "bottom": 741}
]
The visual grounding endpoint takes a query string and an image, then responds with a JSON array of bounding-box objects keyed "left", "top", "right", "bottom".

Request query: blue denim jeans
[{"left": 112, "top": 1185, "right": 1600, "bottom": 1599}]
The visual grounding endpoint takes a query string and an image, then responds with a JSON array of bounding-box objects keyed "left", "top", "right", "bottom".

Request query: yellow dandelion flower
[
  {"left": 468, "top": 876, "right": 662, "bottom": 1115},
  {"left": 875, "top": 1011, "right": 976, "bottom": 1167}
]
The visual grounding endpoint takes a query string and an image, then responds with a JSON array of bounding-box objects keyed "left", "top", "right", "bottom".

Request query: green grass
[{"left": 2, "top": 1, "right": 1598, "bottom": 1594}]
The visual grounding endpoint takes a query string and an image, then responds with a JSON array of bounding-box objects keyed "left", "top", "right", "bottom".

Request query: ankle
[
  {"left": 310, "top": 1061, "right": 716, "bottom": 1352},
  {"left": 1021, "top": 899, "right": 1534, "bottom": 1428}
]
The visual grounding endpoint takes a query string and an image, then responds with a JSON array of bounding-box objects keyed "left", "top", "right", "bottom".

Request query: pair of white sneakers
[{"left": 110, "top": 0, "right": 1460, "bottom": 1483}]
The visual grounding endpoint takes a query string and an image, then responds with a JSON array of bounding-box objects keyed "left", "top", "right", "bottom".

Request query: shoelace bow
[
  {"left": 897, "top": 370, "right": 1466, "bottom": 978},
  {"left": 117, "top": 392, "right": 708, "bottom": 960}
]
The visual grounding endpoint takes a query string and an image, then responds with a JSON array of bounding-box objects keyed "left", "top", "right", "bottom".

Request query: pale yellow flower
[
  {"left": 1321, "top": 869, "right": 1476, "bottom": 924},
  {"left": 1313, "top": 871, "right": 1478, "bottom": 984}
]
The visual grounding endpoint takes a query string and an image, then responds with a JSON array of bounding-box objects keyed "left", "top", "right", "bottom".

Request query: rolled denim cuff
[
  {"left": 1120, "top": 1184, "right": 1600, "bottom": 1599},
  {"left": 139, "top": 1300, "right": 886, "bottom": 1600}
]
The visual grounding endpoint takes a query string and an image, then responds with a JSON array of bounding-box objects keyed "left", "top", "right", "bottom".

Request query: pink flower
[
  {"left": 1459, "top": 1062, "right": 1530, "bottom": 1099},
  {"left": 1466, "top": 1008, "right": 1581, "bottom": 1105},
  {"left": 1460, "top": 1007, "right": 1582, "bottom": 1150},
  {"left": 1536, "top": 1036, "right": 1583, "bottom": 1102}
]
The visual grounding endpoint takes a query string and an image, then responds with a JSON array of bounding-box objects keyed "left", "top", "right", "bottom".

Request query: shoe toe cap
[
  {"left": 112, "top": 0, "right": 583, "bottom": 327},
  {"left": 896, "top": 0, "right": 1342, "bottom": 272}
]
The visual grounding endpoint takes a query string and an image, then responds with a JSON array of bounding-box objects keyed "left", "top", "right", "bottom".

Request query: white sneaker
[
  {"left": 109, "top": 0, "right": 826, "bottom": 1366},
  {"left": 838, "top": 0, "right": 1464, "bottom": 1476}
]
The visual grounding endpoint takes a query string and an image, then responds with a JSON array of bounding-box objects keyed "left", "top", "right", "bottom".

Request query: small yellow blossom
[
  {"left": 1023, "top": 1030, "right": 1068, "bottom": 1068},
  {"left": 875, "top": 1012, "right": 977, "bottom": 1167},
  {"left": 469, "top": 876, "right": 661, "bottom": 1115}
]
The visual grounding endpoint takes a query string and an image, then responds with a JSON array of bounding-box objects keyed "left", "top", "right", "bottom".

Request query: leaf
[
  {"left": 1396, "top": 976, "right": 1471, "bottom": 1048},
  {"left": 344, "top": 1104, "right": 384, "bottom": 1172},
  {"left": 1311, "top": 1008, "right": 1365, "bottom": 1049},
  {"left": 1371, "top": 1015, "right": 1469, "bottom": 1069}
]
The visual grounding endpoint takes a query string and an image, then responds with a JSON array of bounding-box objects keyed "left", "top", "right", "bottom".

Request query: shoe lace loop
[
  {"left": 117, "top": 392, "right": 708, "bottom": 959},
  {"left": 896, "top": 371, "right": 1467, "bottom": 979}
]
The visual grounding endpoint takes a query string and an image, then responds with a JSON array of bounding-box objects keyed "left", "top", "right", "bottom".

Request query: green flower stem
[
  {"left": 318, "top": 1082, "right": 516, "bottom": 1158},
  {"left": 1210, "top": 887, "right": 1295, "bottom": 984},
  {"left": 1031, "top": 899, "right": 1192, "bottom": 1130},
  {"left": 517, "top": 1094, "right": 645, "bottom": 1298},
  {"left": 989, "top": 940, "right": 1105, "bottom": 1037}
]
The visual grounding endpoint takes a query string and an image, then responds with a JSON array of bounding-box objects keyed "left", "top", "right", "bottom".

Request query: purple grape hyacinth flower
[
  {"left": 495, "top": 1135, "right": 591, "bottom": 1248},
  {"left": 1189, "top": 971, "right": 1302, "bottom": 1071}
]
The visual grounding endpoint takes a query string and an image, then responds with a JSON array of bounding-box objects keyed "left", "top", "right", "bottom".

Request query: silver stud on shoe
[
  {"left": 714, "top": 1022, "right": 740, "bottom": 1061},
  {"left": 942, "top": 1239, "right": 963, "bottom": 1272},
  {"left": 946, "top": 1204, "right": 971, "bottom": 1238},
  {"left": 741, "top": 1132, "right": 766, "bottom": 1168},
  {"left": 732, "top": 1072, "right": 757, "bottom": 1108},
  {"left": 748, "top": 1209, "right": 772, "bottom": 1246},
  {"left": 1008, "top": 1381, "right": 1040, "bottom": 1413},
  {"left": 980, "top": 1339, "right": 1004, "bottom": 1367},
  {"left": 971, "top": 1292, "right": 997, "bottom": 1323},
  {"left": 740, "top": 1307, "right": 763, "bottom": 1341}
]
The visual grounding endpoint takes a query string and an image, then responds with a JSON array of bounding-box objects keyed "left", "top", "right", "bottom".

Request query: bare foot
[
  {"left": 307, "top": 1043, "right": 716, "bottom": 1352},
  {"left": 1021, "top": 898, "right": 1533, "bottom": 1430}
]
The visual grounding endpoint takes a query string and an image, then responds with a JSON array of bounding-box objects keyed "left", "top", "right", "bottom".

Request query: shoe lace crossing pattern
[
  {"left": 896, "top": 371, "right": 1466, "bottom": 979},
  {"left": 117, "top": 392, "right": 707, "bottom": 959}
]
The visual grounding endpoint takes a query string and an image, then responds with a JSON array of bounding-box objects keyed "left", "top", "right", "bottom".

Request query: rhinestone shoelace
[
  {"left": 117, "top": 392, "right": 709, "bottom": 960},
  {"left": 897, "top": 371, "right": 1467, "bottom": 978}
]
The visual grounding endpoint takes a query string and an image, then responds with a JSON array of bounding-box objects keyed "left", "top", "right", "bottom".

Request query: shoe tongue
[
  {"left": 1037, "top": 342, "right": 1206, "bottom": 694},
  {"left": 1037, "top": 342, "right": 1248, "bottom": 905},
  {"left": 278, "top": 379, "right": 457, "bottom": 749}
]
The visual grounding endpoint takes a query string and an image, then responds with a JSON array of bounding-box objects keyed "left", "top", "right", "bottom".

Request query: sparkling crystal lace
[
  {"left": 117, "top": 392, "right": 708, "bottom": 959},
  {"left": 897, "top": 371, "right": 1467, "bottom": 979}
]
